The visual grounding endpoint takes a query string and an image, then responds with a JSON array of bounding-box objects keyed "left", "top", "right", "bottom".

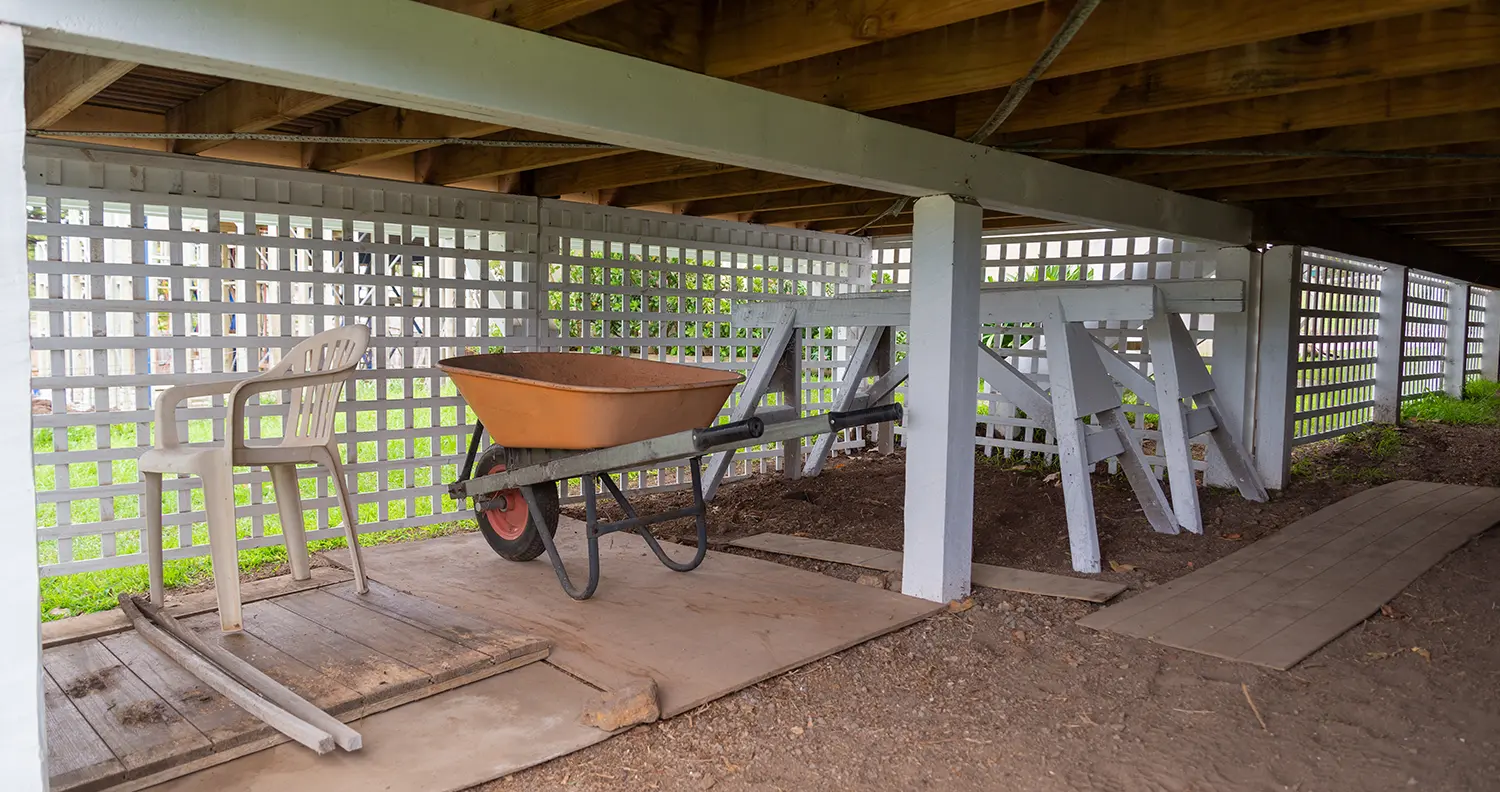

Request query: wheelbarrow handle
[
  {"left": 692, "top": 416, "right": 764, "bottom": 451},
  {"left": 829, "top": 403, "right": 904, "bottom": 430}
]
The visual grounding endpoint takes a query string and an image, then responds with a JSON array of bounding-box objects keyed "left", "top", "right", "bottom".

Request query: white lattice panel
[
  {"left": 1402, "top": 271, "right": 1455, "bottom": 401},
  {"left": 871, "top": 227, "right": 1219, "bottom": 469},
  {"left": 1467, "top": 288, "right": 1488, "bottom": 382},
  {"left": 27, "top": 143, "right": 864, "bottom": 576},
  {"left": 1291, "top": 250, "right": 1382, "bottom": 444}
]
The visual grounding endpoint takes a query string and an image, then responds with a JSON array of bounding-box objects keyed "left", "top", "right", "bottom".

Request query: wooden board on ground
[
  {"left": 43, "top": 583, "right": 549, "bottom": 792},
  {"left": 1078, "top": 481, "right": 1500, "bottom": 670},
  {"left": 729, "top": 532, "right": 1127, "bottom": 603},
  {"left": 150, "top": 662, "right": 610, "bottom": 792},
  {"left": 42, "top": 567, "right": 353, "bottom": 649},
  {"left": 342, "top": 521, "right": 944, "bottom": 718}
]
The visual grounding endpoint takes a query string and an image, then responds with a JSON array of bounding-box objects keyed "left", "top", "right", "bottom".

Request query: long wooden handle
[
  {"left": 130, "top": 596, "right": 363, "bottom": 751},
  {"left": 118, "top": 595, "right": 336, "bottom": 754}
]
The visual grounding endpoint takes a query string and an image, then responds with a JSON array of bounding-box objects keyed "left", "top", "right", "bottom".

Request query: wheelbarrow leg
[
  {"left": 596, "top": 460, "right": 709, "bottom": 573},
  {"left": 525, "top": 483, "right": 601, "bottom": 601}
]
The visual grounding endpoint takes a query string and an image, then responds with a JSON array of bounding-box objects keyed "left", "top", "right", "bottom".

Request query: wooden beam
[
  {"left": 11, "top": 0, "right": 1250, "bottom": 243},
  {"left": 166, "top": 82, "right": 344, "bottom": 155},
  {"left": 612, "top": 171, "right": 818, "bottom": 207},
  {"left": 165, "top": 0, "right": 646, "bottom": 156},
  {"left": 953, "top": 2, "right": 1500, "bottom": 135},
  {"left": 543, "top": 0, "right": 703, "bottom": 72},
  {"left": 1004, "top": 63, "right": 1500, "bottom": 153},
  {"left": 735, "top": 0, "right": 1460, "bottom": 113},
  {"left": 1145, "top": 144, "right": 1500, "bottom": 192},
  {"left": 24, "top": 50, "right": 134, "bottom": 128},
  {"left": 705, "top": 0, "right": 1036, "bottom": 77},
  {"left": 306, "top": 107, "right": 507, "bottom": 170},
  {"left": 1101, "top": 109, "right": 1500, "bottom": 179},
  {"left": 1382, "top": 213, "right": 1500, "bottom": 228},
  {"left": 812, "top": 214, "right": 1059, "bottom": 235},
  {"left": 687, "top": 185, "right": 882, "bottom": 216},
  {"left": 1320, "top": 187, "right": 1500, "bottom": 211},
  {"left": 533, "top": 152, "right": 737, "bottom": 195},
  {"left": 1252, "top": 202, "right": 1499, "bottom": 286},
  {"left": 416, "top": 0, "right": 627, "bottom": 31},
  {"left": 755, "top": 200, "right": 910, "bottom": 226},
  {"left": 1205, "top": 162, "right": 1500, "bottom": 202},
  {"left": 422, "top": 132, "right": 618, "bottom": 184}
]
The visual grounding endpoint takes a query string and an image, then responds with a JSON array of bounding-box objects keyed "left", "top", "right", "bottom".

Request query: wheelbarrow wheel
[{"left": 473, "top": 446, "right": 559, "bottom": 562}]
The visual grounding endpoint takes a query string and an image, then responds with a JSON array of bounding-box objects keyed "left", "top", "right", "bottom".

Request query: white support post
[
  {"left": 1145, "top": 298, "right": 1207, "bottom": 534},
  {"left": 0, "top": 22, "right": 47, "bottom": 792},
  {"left": 1483, "top": 288, "right": 1500, "bottom": 382},
  {"left": 1204, "top": 247, "right": 1257, "bottom": 488},
  {"left": 901, "top": 196, "right": 981, "bottom": 603},
  {"left": 1253, "top": 246, "right": 1300, "bottom": 490},
  {"left": 1373, "top": 264, "right": 1409, "bottom": 423},
  {"left": 1445, "top": 281, "right": 1471, "bottom": 398},
  {"left": 774, "top": 330, "right": 802, "bottom": 480}
]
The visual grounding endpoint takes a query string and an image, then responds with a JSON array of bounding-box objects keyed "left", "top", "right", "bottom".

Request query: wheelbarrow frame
[{"left": 449, "top": 404, "right": 902, "bottom": 600}]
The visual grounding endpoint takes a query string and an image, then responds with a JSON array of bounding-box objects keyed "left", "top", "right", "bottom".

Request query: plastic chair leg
[
  {"left": 318, "top": 445, "right": 368, "bottom": 594},
  {"left": 143, "top": 471, "right": 165, "bottom": 606},
  {"left": 269, "top": 464, "right": 311, "bottom": 581},
  {"left": 200, "top": 462, "right": 244, "bottom": 632}
]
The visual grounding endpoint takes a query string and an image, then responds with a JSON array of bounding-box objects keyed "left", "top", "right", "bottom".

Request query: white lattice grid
[
  {"left": 1402, "top": 271, "right": 1455, "bottom": 401},
  {"left": 1466, "top": 288, "right": 1489, "bottom": 382},
  {"left": 534, "top": 200, "right": 868, "bottom": 498},
  {"left": 26, "top": 143, "right": 864, "bottom": 576},
  {"left": 869, "top": 228, "right": 1219, "bottom": 470},
  {"left": 1290, "top": 250, "right": 1383, "bottom": 445}
]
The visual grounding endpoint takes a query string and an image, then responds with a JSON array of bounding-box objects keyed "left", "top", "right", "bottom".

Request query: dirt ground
[{"left": 479, "top": 422, "right": 1500, "bottom": 792}]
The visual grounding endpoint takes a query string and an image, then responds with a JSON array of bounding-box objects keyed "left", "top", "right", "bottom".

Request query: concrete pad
[
  {"left": 346, "top": 519, "right": 943, "bottom": 717},
  {"left": 148, "top": 661, "right": 607, "bottom": 792}
]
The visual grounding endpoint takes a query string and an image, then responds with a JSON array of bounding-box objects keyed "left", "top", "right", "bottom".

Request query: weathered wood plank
[
  {"left": 44, "top": 639, "right": 212, "bottom": 776},
  {"left": 44, "top": 671, "right": 123, "bottom": 792},
  {"left": 236, "top": 600, "right": 430, "bottom": 700},
  {"left": 327, "top": 581, "right": 549, "bottom": 662},
  {"left": 99, "top": 630, "right": 266, "bottom": 750},
  {"left": 728, "top": 533, "right": 1125, "bottom": 603},
  {"left": 179, "top": 611, "right": 362, "bottom": 716},
  {"left": 43, "top": 567, "right": 354, "bottom": 649},
  {"left": 273, "top": 589, "right": 492, "bottom": 682}
]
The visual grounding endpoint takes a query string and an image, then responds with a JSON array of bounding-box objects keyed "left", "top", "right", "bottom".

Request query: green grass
[{"left": 1400, "top": 379, "right": 1500, "bottom": 425}]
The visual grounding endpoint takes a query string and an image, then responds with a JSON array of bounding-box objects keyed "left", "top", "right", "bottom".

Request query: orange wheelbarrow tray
[{"left": 441, "top": 352, "right": 903, "bottom": 601}]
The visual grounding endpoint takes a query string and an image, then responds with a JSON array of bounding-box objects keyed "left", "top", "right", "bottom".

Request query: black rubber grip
[
  {"left": 693, "top": 416, "right": 765, "bottom": 450},
  {"left": 829, "top": 403, "right": 903, "bottom": 430}
]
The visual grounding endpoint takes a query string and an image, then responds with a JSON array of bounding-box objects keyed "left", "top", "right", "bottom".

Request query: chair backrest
[{"left": 273, "top": 325, "right": 370, "bottom": 447}]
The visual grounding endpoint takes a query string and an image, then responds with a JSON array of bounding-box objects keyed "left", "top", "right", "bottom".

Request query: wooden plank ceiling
[{"left": 21, "top": 0, "right": 1500, "bottom": 277}]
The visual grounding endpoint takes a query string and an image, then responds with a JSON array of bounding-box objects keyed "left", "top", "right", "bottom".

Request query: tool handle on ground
[
  {"left": 829, "top": 403, "right": 904, "bottom": 430},
  {"left": 693, "top": 416, "right": 764, "bottom": 450}
]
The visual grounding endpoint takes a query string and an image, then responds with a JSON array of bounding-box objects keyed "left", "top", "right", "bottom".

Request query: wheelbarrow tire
[{"left": 473, "top": 446, "right": 560, "bottom": 562}]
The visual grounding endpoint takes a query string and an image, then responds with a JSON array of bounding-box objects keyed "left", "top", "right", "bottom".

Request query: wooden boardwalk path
[{"left": 1079, "top": 481, "right": 1500, "bottom": 669}]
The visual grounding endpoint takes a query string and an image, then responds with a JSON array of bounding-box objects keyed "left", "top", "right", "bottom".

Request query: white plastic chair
[{"left": 140, "top": 325, "right": 371, "bottom": 631}]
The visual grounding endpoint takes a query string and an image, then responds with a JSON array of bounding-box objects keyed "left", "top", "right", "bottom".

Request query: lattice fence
[
  {"left": 1402, "top": 270, "right": 1456, "bottom": 402},
  {"left": 27, "top": 143, "right": 864, "bottom": 577},
  {"left": 870, "top": 228, "right": 1220, "bottom": 470},
  {"left": 1467, "top": 288, "right": 1489, "bottom": 382},
  {"left": 1290, "top": 250, "right": 1382, "bottom": 444}
]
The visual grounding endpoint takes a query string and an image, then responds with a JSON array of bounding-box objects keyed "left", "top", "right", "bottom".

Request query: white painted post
[
  {"left": 1482, "top": 288, "right": 1500, "bottom": 382},
  {"left": 1252, "top": 246, "right": 1300, "bottom": 490},
  {"left": 1373, "top": 264, "right": 1409, "bottom": 423},
  {"left": 0, "top": 22, "right": 48, "bottom": 792},
  {"left": 1204, "top": 247, "right": 1257, "bottom": 489},
  {"left": 1445, "top": 280, "right": 1471, "bottom": 398},
  {"left": 901, "top": 196, "right": 981, "bottom": 603}
]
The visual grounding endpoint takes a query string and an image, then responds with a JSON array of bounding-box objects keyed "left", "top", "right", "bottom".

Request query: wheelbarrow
[{"left": 441, "top": 352, "right": 902, "bottom": 600}]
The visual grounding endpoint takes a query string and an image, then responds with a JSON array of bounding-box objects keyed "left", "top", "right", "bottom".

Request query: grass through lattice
[
  {"left": 1400, "top": 379, "right": 1500, "bottom": 425},
  {"left": 35, "top": 378, "right": 478, "bottom": 620}
]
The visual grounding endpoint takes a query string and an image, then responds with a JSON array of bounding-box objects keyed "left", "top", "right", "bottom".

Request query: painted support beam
[
  {"left": 802, "top": 327, "right": 884, "bottom": 477},
  {"left": 1253, "top": 246, "right": 1301, "bottom": 489},
  {"left": 1483, "top": 288, "right": 1500, "bottom": 381},
  {"left": 1203, "top": 247, "right": 1259, "bottom": 488},
  {"left": 1446, "top": 280, "right": 1472, "bottom": 397},
  {"left": 0, "top": 23, "right": 46, "bottom": 792},
  {"left": 732, "top": 279, "right": 1244, "bottom": 329},
  {"left": 1374, "top": 263, "right": 1410, "bottom": 423},
  {"left": 0, "top": 0, "right": 1250, "bottom": 244},
  {"left": 703, "top": 307, "right": 797, "bottom": 500},
  {"left": 901, "top": 196, "right": 981, "bottom": 603}
]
